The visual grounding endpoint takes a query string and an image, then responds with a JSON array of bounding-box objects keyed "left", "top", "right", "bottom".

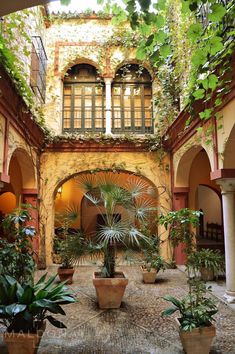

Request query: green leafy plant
[
  {"left": 159, "top": 208, "right": 202, "bottom": 257},
  {"left": 161, "top": 208, "right": 218, "bottom": 331},
  {"left": 188, "top": 248, "right": 225, "bottom": 278},
  {"left": 163, "top": 278, "right": 218, "bottom": 332},
  {"left": 0, "top": 273, "right": 75, "bottom": 333},
  {"left": 0, "top": 205, "right": 36, "bottom": 284},
  {"left": 54, "top": 206, "right": 93, "bottom": 269},
  {"left": 76, "top": 172, "right": 156, "bottom": 278}
]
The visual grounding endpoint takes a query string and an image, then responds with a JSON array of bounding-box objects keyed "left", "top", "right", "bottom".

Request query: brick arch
[{"left": 113, "top": 60, "right": 154, "bottom": 81}]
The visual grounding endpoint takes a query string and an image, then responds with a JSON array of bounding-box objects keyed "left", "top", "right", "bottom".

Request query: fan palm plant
[{"left": 76, "top": 172, "right": 157, "bottom": 278}]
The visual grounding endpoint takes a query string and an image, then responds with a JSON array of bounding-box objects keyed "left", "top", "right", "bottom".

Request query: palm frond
[{"left": 125, "top": 177, "right": 150, "bottom": 198}]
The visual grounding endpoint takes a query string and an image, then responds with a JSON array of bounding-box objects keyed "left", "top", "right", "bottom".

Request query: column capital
[
  {"left": 216, "top": 178, "right": 235, "bottom": 193},
  {"left": 103, "top": 77, "right": 113, "bottom": 84}
]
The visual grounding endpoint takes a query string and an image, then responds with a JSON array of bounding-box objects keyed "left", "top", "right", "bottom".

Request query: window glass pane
[
  {"left": 74, "top": 111, "right": 81, "bottom": 128},
  {"left": 124, "top": 96, "right": 131, "bottom": 107},
  {"left": 96, "top": 96, "right": 103, "bottom": 107},
  {"left": 74, "top": 86, "right": 82, "bottom": 95},
  {"left": 85, "top": 86, "right": 92, "bottom": 94},
  {"left": 144, "top": 86, "right": 151, "bottom": 95},
  {"left": 74, "top": 96, "right": 81, "bottom": 107},
  {"left": 84, "top": 96, "right": 92, "bottom": 107},
  {"left": 144, "top": 97, "right": 152, "bottom": 108},
  {"left": 64, "top": 96, "right": 71, "bottom": 106},
  {"left": 95, "top": 86, "right": 103, "bottom": 94},
  {"left": 113, "top": 87, "right": 121, "bottom": 94},
  {"left": 134, "top": 96, "right": 141, "bottom": 107},
  {"left": 64, "top": 86, "right": 71, "bottom": 94},
  {"left": 124, "top": 87, "right": 131, "bottom": 96},
  {"left": 134, "top": 87, "right": 141, "bottom": 95},
  {"left": 113, "top": 96, "right": 120, "bottom": 106}
]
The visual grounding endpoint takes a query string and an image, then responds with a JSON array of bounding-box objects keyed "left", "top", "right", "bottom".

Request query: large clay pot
[
  {"left": 142, "top": 268, "right": 157, "bottom": 283},
  {"left": 200, "top": 267, "right": 214, "bottom": 281},
  {"left": 57, "top": 267, "right": 75, "bottom": 284},
  {"left": 93, "top": 272, "right": 128, "bottom": 309},
  {"left": 176, "top": 320, "right": 216, "bottom": 354}
]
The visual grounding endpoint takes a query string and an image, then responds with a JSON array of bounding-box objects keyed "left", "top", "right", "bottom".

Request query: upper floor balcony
[{"left": 62, "top": 64, "right": 153, "bottom": 135}]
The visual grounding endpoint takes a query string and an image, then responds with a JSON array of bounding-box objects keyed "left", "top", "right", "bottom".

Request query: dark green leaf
[{"left": 46, "top": 315, "right": 67, "bottom": 328}]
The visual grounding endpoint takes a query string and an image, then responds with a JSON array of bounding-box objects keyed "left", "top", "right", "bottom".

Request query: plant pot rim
[
  {"left": 93, "top": 271, "right": 127, "bottom": 279},
  {"left": 141, "top": 266, "right": 157, "bottom": 272},
  {"left": 175, "top": 318, "right": 216, "bottom": 333}
]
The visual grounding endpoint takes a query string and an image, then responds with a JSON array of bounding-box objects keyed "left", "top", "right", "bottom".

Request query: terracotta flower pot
[
  {"left": 57, "top": 267, "right": 75, "bottom": 284},
  {"left": 175, "top": 319, "right": 216, "bottom": 354},
  {"left": 93, "top": 272, "right": 128, "bottom": 309},
  {"left": 200, "top": 267, "right": 214, "bottom": 281},
  {"left": 4, "top": 323, "right": 46, "bottom": 354},
  {"left": 142, "top": 267, "right": 157, "bottom": 283}
]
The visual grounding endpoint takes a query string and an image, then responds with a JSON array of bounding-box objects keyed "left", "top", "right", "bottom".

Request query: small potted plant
[
  {"left": 188, "top": 248, "right": 225, "bottom": 281},
  {"left": 54, "top": 206, "right": 90, "bottom": 284},
  {"left": 0, "top": 273, "right": 75, "bottom": 354},
  {"left": 163, "top": 278, "right": 217, "bottom": 354},
  {"left": 56, "top": 229, "right": 90, "bottom": 284},
  {"left": 137, "top": 233, "right": 165, "bottom": 283}
]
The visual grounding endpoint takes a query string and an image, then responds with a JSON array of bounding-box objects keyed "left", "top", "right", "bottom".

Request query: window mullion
[
  {"left": 141, "top": 85, "right": 145, "bottom": 133},
  {"left": 71, "top": 85, "right": 75, "bottom": 131}
]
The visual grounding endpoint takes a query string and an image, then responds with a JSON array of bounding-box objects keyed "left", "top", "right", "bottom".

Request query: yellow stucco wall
[
  {"left": 44, "top": 17, "right": 158, "bottom": 133},
  {"left": 218, "top": 98, "right": 235, "bottom": 168},
  {"left": 40, "top": 150, "right": 171, "bottom": 264}
]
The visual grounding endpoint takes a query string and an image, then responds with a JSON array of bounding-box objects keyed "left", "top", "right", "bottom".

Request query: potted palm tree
[
  {"left": 76, "top": 172, "right": 156, "bottom": 308},
  {"left": 0, "top": 273, "right": 75, "bottom": 354}
]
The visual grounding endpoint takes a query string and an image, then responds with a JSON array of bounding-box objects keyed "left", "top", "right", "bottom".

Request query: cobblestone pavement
[{"left": 0, "top": 266, "right": 235, "bottom": 354}]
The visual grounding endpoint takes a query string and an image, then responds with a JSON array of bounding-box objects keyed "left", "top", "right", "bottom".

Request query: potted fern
[{"left": 76, "top": 172, "right": 156, "bottom": 308}]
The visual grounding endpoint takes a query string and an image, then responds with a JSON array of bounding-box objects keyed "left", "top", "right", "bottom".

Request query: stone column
[
  {"left": 104, "top": 77, "right": 113, "bottom": 135},
  {"left": 22, "top": 189, "right": 39, "bottom": 263},
  {"left": 173, "top": 187, "right": 189, "bottom": 265},
  {"left": 217, "top": 178, "right": 235, "bottom": 303}
]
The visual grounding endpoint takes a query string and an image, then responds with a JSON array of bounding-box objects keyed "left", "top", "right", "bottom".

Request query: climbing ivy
[{"left": 99, "top": 0, "right": 235, "bottom": 132}]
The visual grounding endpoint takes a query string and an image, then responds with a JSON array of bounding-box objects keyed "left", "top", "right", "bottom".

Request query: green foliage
[
  {"left": 188, "top": 248, "right": 225, "bottom": 277},
  {"left": 103, "top": 0, "right": 235, "bottom": 130},
  {"left": 0, "top": 273, "right": 75, "bottom": 333},
  {"left": 54, "top": 207, "right": 92, "bottom": 268},
  {"left": 0, "top": 205, "right": 36, "bottom": 285},
  {"left": 159, "top": 208, "right": 202, "bottom": 256},
  {"left": 76, "top": 172, "right": 157, "bottom": 277},
  {"left": 162, "top": 278, "right": 218, "bottom": 331}
]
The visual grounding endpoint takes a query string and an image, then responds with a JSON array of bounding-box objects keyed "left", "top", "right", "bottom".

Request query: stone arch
[
  {"left": 223, "top": 123, "right": 235, "bottom": 168},
  {"left": 8, "top": 148, "right": 36, "bottom": 189},
  {"left": 113, "top": 60, "right": 154, "bottom": 81},
  {"left": 175, "top": 145, "right": 212, "bottom": 187},
  {"left": 60, "top": 57, "right": 102, "bottom": 80},
  {"left": 53, "top": 169, "right": 158, "bottom": 254}
]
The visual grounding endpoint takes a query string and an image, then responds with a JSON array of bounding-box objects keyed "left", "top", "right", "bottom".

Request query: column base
[{"left": 224, "top": 292, "right": 235, "bottom": 303}]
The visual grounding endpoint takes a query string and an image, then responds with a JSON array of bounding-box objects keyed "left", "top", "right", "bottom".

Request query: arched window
[
  {"left": 63, "top": 64, "right": 105, "bottom": 132},
  {"left": 112, "top": 64, "right": 153, "bottom": 134}
]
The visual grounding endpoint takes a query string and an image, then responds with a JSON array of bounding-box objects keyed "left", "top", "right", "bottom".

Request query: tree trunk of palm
[{"left": 104, "top": 241, "right": 115, "bottom": 278}]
